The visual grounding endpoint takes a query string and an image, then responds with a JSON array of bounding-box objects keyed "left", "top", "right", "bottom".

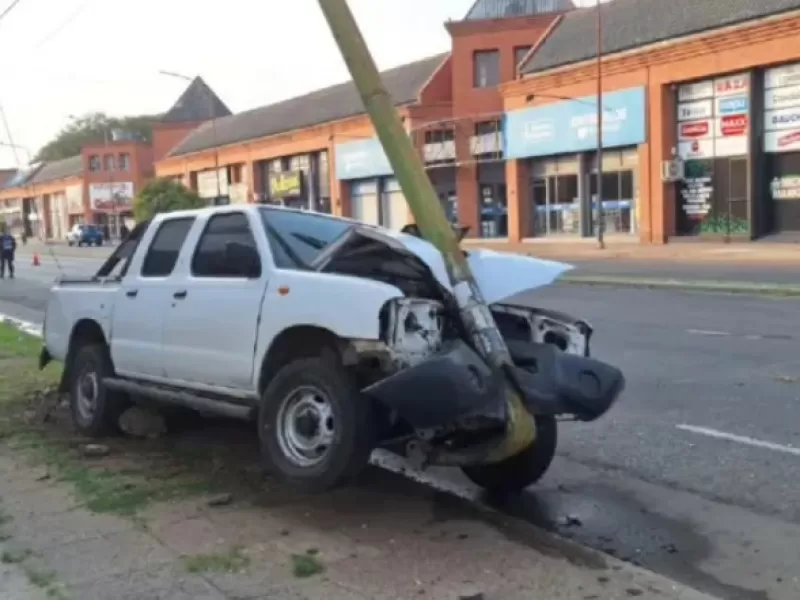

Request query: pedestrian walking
[{"left": 0, "top": 223, "right": 16, "bottom": 279}]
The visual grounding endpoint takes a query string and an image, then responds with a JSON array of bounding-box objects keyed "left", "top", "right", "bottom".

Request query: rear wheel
[
  {"left": 68, "top": 344, "right": 126, "bottom": 437},
  {"left": 461, "top": 415, "right": 557, "bottom": 494},
  {"left": 258, "top": 356, "right": 376, "bottom": 493}
]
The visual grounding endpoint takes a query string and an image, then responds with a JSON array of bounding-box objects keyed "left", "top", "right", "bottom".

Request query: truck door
[
  {"left": 110, "top": 216, "right": 195, "bottom": 379},
  {"left": 161, "top": 211, "right": 267, "bottom": 390}
]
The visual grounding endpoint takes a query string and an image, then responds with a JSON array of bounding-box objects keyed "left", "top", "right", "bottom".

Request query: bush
[{"left": 132, "top": 178, "right": 205, "bottom": 222}]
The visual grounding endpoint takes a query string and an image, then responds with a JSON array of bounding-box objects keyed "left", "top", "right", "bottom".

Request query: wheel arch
[{"left": 59, "top": 319, "right": 109, "bottom": 393}]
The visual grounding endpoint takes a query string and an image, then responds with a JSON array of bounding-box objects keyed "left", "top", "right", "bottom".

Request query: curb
[
  {"left": 0, "top": 313, "right": 722, "bottom": 600},
  {"left": 561, "top": 275, "right": 800, "bottom": 297}
]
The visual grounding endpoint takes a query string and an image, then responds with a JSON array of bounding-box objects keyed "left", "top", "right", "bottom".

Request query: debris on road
[{"left": 80, "top": 443, "right": 110, "bottom": 458}]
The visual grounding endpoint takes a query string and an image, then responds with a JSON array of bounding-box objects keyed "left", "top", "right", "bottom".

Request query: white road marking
[
  {"left": 686, "top": 329, "right": 732, "bottom": 337},
  {"left": 677, "top": 424, "right": 800, "bottom": 457}
]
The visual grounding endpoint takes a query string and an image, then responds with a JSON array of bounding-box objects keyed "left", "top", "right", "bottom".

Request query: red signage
[
  {"left": 680, "top": 121, "right": 710, "bottom": 138},
  {"left": 715, "top": 77, "right": 747, "bottom": 95},
  {"left": 720, "top": 114, "right": 748, "bottom": 136},
  {"left": 778, "top": 131, "right": 800, "bottom": 148}
]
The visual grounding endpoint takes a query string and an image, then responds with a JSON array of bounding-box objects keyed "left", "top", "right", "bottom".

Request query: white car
[{"left": 40, "top": 205, "right": 624, "bottom": 492}]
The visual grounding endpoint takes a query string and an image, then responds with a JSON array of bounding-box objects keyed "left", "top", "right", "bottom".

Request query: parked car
[
  {"left": 39, "top": 205, "right": 624, "bottom": 493},
  {"left": 66, "top": 224, "right": 104, "bottom": 247}
]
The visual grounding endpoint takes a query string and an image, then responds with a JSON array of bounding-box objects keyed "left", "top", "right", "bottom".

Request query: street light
[
  {"left": 595, "top": 0, "right": 605, "bottom": 249},
  {"left": 159, "top": 70, "right": 222, "bottom": 202}
]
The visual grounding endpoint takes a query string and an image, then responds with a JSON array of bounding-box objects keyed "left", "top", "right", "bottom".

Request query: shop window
[
  {"left": 88, "top": 155, "right": 101, "bottom": 172},
  {"left": 104, "top": 154, "right": 115, "bottom": 171},
  {"left": 479, "top": 183, "right": 507, "bottom": 238},
  {"left": 676, "top": 158, "right": 749, "bottom": 236},
  {"left": 534, "top": 175, "right": 579, "bottom": 236},
  {"left": 589, "top": 170, "right": 636, "bottom": 235},
  {"left": 514, "top": 46, "right": 532, "bottom": 70},
  {"left": 473, "top": 50, "right": 500, "bottom": 88},
  {"left": 424, "top": 130, "right": 455, "bottom": 143},
  {"left": 118, "top": 153, "right": 130, "bottom": 171}
]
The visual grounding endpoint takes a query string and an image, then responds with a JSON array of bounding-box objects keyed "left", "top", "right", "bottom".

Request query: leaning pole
[{"left": 316, "top": 0, "right": 535, "bottom": 461}]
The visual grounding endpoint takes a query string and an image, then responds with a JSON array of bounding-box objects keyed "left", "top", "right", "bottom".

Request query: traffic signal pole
[{"left": 316, "top": 0, "right": 535, "bottom": 462}]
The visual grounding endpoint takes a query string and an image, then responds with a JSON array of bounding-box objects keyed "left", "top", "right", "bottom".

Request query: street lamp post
[
  {"left": 159, "top": 70, "right": 222, "bottom": 203},
  {"left": 595, "top": 0, "right": 605, "bottom": 249}
]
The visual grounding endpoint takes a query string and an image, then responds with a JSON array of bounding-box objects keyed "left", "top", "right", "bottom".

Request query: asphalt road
[{"left": 2, "top": 251, "right": 800, "bottom": 599}]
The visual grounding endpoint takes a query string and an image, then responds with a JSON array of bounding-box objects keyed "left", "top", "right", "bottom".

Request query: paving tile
[
  {"left": 37, "top": 529, "right": 175, "bottom": 585},
  {"left": 67, "top": 563, "right": 227, "bottom": 600}
]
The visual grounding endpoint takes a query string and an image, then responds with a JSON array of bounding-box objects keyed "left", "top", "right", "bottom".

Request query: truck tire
[
  {"left": 461, "top": 416, "right": 557, "bottom": 494},
  {"left": 68, "top": 344, "right": 125, "bottom": 438},
  {"left": 258, "top": 356, "right": 375, "bottom": 493}
]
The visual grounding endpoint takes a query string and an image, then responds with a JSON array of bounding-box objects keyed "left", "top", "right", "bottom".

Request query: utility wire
[
  {"left": 33, "top": 0, "right": 94, "bottom": 50},
  {"left": 0, "top": 100, "right": 21, "bottom": 166},
  {"left": 0, "top": 0, "right": 21, "bottom": 26}
]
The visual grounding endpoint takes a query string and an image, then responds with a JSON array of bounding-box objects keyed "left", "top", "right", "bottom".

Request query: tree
[
  {"left": 132, "top": 178, "right": 205, "bottom": 222},
  {"left": 34, "top": 112, "right": 159, "bottom": 162}
]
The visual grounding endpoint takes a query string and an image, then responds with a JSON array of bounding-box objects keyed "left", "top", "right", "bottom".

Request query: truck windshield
[{"left": 258, "top": 207, "right": 353, "bottom": 269}]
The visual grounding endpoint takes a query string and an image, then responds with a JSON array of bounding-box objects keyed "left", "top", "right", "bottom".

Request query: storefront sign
[
  {"left": 714, "top": 73, "right": 749, "bottom": 97},
  {"left": 677, "top": 139, "right": 714, "bottom": 159},
  {"left": 65, "top": 184, "right": 83, "bottom": 214},
  {"left": 88, "top": 182, "right": 134, "bottom": 211},
  {"left": 679, "top": 120, "right": 711, "bottom": 140},
  {"left": 334, "top": 137, "right": 392, "bottom": 180},
  {"left": 716, "top": 114, "right": 748, "bottom": 137},
  {"left": 715, "top": 136, "right": 748, "bottom": 158},
  {"left": 677, "top": 99, "right": 713, "bottom": 121},
  {"left": 765, "top": 85, "right": 800, "bottom": 110},
  {"left": 503, "top": 86, "right": 646, "bottom": 159},
  {"left": 268, "top": 171, "right": 303, "bottom": 198},
  {"left": 197, "top": 169, "right": 229, "bottom": 198},
  {"left": 764, "top": 129, "right": 800, "bottom": 153},
  {"left": 680, "top": 174, "right": 713, "bottom": 218},
  {"left": 678, "top": 80, "right": 713, "bottom": 102},
  {"left": 716, "top": 95, "right": 748, "bottom": 115},
  {"left": 770, "top": 175, "right": 800, "bottom": 199},
  {"left": 765, "top": 106, "right": 800, "bottom": 131},
  {"left": 765, "top": 63, "right": 800, "bottom": 89}
]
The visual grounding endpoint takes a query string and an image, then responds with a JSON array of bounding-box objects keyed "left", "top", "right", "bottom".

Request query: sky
[{"left": 0, "top": 0, "right": 608, "bottom": 169}]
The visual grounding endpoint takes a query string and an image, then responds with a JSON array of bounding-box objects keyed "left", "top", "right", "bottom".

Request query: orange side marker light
[{"left": 278, "top": 286, "right": 290, "bottom": 296}]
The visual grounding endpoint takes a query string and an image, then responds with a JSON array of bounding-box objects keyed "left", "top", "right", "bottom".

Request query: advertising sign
[
  {"left": 714, "top": 73, "right": 749, "bottom": 97},
  {"left": 679, "top": 120, "right": 711, "bottom": 140},
  {"left": 764, "top": 129, "right": 800, "bottom": 153},
  {"left": 765, "top": 85, "right": 800, "bottom": 110},
  {"left": 334, "top": 137, "right": 392, "bottom": 180},
  {"left": 503, "top": 87, "right": 646, "bottom": 159},
  {"left": 765, "top": 62, "right": 800, "bottom": 89},
  {"left": 677, "top": 139, "right": 714, "bottom": 160},
  {"left": 268, "top": 171, "right": 303, "bottom": 198},
  {"left": 88, "top": 182, "right": 134, "bottom": 211},
  {"left": 677, "top": 99, "right": 713, "bottom": 121},
  {"left": 716, "top": 95, "right": 748, "bottom": 115},
  {"left": 771, "top": 175, "right": 800, "bottom": 199},
  {"left": 765, "top": 106, "right": 800, "bottom": 131},
  {"left": 716, "top": 114, "right": 748, "bottom": 137},
  {"left": 678, "top": 80, "right": 713, "bottom": 102},
  {"left": 65, "top": 184, "right": 83, "bottom": 214}
]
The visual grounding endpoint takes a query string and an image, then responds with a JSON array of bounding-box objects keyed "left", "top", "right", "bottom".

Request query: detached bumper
[{"left": 364, "top": 340, "right": 507, "bottom": 431}]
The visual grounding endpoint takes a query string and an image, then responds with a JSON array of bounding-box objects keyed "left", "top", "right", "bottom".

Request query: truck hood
[{"left": 315, "top": 226, "right": 572, "bottom": 305}]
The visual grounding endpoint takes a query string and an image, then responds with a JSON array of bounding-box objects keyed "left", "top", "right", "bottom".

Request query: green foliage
[
  {"left": 34, "top": 112, "right": 158, "bottom": 162},
  {"left": 132, "top": 178, "right": 206, "bottom": 222}
]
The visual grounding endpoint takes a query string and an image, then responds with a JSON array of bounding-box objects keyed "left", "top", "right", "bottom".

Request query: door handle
[
  {"left": 173, "top": 290, "right": 188, "bottom": 299},
  {"left": 125, "top": 289, "right": 138, "bottom": 298}
]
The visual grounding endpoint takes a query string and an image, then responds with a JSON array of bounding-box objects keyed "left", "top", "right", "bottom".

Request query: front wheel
[
  {"left": 68, "top": 344, "right": 126, "bottom": 437},
  {"left": 258, "top": 356, "right": 376, "bottom": 493},
  {"left": 461, "top": 415, "right": 557, "bottom": 494}
]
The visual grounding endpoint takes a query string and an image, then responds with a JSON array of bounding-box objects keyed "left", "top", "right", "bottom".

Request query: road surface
[{"left": 2, "top": 250, "right": 800, "bottom": 599}]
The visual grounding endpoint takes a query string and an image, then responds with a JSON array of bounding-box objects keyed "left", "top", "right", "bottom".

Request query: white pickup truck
[{"left": 40, "top": 205, "right": 624, "bottom": 492}]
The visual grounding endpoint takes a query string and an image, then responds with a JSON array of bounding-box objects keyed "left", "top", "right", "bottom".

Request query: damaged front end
[{"left": 317, "top": 225, "right": 625, "bottom": 468}]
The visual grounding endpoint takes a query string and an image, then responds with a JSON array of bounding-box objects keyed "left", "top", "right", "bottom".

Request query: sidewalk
[{"left": 0, "top": 451, "right": 717, "bottom": 600}]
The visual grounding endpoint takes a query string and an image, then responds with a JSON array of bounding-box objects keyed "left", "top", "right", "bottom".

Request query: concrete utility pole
[{"left": 315, "top": 0, "right": 535, "bottom": 461}]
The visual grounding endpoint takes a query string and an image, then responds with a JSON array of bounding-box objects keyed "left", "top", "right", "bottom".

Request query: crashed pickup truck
[{"left": 40, "top": 205, "right": 624, "bottom": 492}]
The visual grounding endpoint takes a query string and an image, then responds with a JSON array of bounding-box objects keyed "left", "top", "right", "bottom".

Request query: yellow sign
[{"left": 269, "top": 171, "right": 303, "bottom": 198}]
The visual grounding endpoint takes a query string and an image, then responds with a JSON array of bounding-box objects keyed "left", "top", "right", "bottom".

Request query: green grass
[
  {"left": 0, "top": 322, "right": 215, "bottom": 517},
  {"left": 290, "top": 551, "right": 325, "bottom": 578},
  {"left": 24, "top": 565, "right": 56, "bottom": 588},
  {"left": 1, "top": 548, "right": 31, "bottom": 564},
  {"left": 183, "top": 547, "right": 250, "bottom": 574}
]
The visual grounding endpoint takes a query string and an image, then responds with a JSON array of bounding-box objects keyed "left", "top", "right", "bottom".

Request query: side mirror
[{"left": 223, "top": 242, "right": 261, "bottom": 278}]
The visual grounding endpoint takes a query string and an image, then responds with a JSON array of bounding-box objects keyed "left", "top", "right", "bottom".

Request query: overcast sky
[{"left": 0, "top": 0, "right": 607, "bottom": 168}]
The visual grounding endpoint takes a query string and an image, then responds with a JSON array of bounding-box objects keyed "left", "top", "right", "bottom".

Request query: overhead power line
[{"left": 0, "top": 0, "right": 22, "bottom": 26}]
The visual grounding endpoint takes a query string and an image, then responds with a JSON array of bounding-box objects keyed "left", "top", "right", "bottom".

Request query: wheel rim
[
  {"left": 274, "top": 385, "right": 335, "bottom": 468},
  {"left": 76, "top": 368, "right": 99, "bottom": 422}
]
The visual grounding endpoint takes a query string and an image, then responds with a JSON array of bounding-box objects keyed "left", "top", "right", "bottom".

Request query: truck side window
[
  {"left": 96, "top": 220, "right": 150, "bottom": 279},
  {"left": 191, "top": 212, "right": 261, "bottom": 278},
  {"left": 140, "top": 218, "right": 195, "bottom": 278}
]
